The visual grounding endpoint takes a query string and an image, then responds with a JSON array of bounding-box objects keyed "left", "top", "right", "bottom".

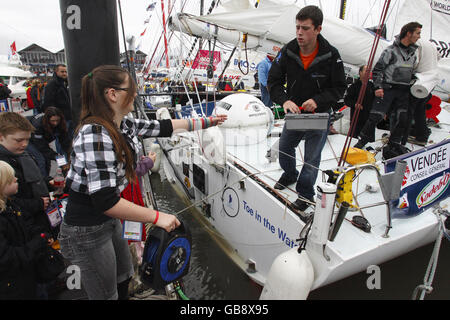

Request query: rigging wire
[
  {"left": 237, "top": 34, "right": 250, "bottom": 75},
  {"left": 144, "top": 0, "right": 189, "bottom": 78},
  {"left": 117, "top": 0, "right": 162, "bottom": 212},
  {"left": 117, "top": 0, "right": 131, "bottom": 73},
  {"left": 175, "top": 0, "right": 219, "bottom": 79},
  {"left": 338, "top": 0, "right": 392, "bottom": 167}
]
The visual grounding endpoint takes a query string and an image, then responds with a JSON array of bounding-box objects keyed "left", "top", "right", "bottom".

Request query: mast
[
  {"left": 144, "top": 0, "right": 188, "bottom": 79},
  {"left": 161, "top": 0, "right": 170, "bottom": 68},
  {"left": 199, "top": 0, "right": 204, "bottom": 51}
]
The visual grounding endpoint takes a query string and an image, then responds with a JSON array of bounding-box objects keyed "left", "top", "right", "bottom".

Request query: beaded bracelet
[{"left": 187, "top": 117, "right": 216, "bottom": 131}]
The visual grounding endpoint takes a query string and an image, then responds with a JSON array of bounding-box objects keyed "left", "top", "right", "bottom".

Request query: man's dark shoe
[
  {"left": 382, "top": 143, "right": 410, "bottom": 160},
  {"left": 396, "top": 144, "right": 411, "bottom": 154},
  {"left": 291, "top": 197, "right": 313, "bottom": 212},
  {"left": 382, "top": 144, "right": 399, "bottom": 160},
  {"left": 274, "top": 175, "right": 297, "bottom": 190},
  {"left": 353, "top": 140, "right": 366, "bottom": 149},
  {"left": 407, "top": 136, "right": 427, "bottom": 146}
]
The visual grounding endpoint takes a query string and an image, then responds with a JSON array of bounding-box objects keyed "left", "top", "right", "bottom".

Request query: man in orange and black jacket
[{"left": 267, "top": 5, "right": 346, "bottom": 212}]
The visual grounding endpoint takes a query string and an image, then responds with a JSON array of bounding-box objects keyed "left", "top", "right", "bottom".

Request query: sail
[
  {"left": 169, "top": 3, "right": 391, "bottom": 67},
  {"left": 169, "top": 0, "right": 449, "bottom": 96}
]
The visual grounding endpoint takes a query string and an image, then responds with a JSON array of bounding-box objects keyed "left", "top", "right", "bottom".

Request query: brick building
[
  {"left": 19, "top": 44, "right": 147, "bottom": 76},
  {"left": 18, "top": 44, "right": 65, "bottom": 76}
]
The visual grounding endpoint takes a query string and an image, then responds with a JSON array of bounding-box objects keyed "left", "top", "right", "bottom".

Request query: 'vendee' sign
[
  {"left": 400, "top": 143, "right": 449, "bottom": 189},
  {"left": 385, "top": 140, "right": 450, "bottom": 217}
]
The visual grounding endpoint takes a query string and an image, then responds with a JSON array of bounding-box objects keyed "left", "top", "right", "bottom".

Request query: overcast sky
[
  {"left": 0, "top": 0, "right": 151, "bottom": 57},
  {"left": 0, "top": 0, "right": 400, "bottom": 60}
]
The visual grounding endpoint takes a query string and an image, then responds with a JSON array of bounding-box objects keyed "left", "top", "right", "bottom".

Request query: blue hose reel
[{"left": 140, "top": 220, "right": 192, "bottom": 289}]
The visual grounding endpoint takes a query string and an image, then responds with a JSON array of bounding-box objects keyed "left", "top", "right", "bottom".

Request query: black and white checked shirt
[{"left": 66, "top": 117, "right": 173, "bottom": 195}]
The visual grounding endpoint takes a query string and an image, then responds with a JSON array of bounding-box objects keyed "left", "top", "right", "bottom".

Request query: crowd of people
[
  {"left": 0, "top": 5, "right": 438, "bottom": 301},
  {"left": 142, "top": 75, "right": 247, "bottom": 94},
  {"left": 0, "top": 63, "right": 226, "bottom": 300},
  {"left": 0, "top": 65, "right": 70, "bottom": 121}
]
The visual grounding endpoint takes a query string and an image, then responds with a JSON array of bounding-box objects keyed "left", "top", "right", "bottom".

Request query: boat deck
[
  {"left": 224, "top": 107, "right": 450, "bottom": 286},
  {"left": 159, "top": 101, "right": 450, "bottom": 288}
]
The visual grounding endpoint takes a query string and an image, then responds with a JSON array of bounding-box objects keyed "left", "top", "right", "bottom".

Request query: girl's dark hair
[
  {"left": 42, "top": 107, "right": 67, "bottom": 138},
  {"left": 79, "top": 65, "right": 137, "bottom": 182}
]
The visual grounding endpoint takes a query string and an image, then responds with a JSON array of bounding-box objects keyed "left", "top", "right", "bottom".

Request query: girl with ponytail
[{"left": 58, "top": 65, "right": 226, "bottom": 300}]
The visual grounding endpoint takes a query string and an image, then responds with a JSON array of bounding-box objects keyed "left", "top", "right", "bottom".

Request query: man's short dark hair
[
  {"left": 399, "top": 22, "right": 422, "bottom": 40},
  {"left": 296, "top": 5, "right": 323, "bottom": 29},
  {"left": 55, "top": 64, "right": 67, "bottom": 72}
]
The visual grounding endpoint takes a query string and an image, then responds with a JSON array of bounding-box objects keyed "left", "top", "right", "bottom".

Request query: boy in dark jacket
[
  {"left": 267, "top": 5, "right": 346, "bottom": 212},
  {"left": 0, "top": 112, "right": 54, "bottom": 237}
]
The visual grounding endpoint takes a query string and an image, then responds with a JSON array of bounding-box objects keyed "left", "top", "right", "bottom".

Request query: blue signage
[
  {"left": 175, "top": 101, "right": 216, "bottom": 119},
  {"left": 385, "top": 140, "right": 450, "bottom": 218}
]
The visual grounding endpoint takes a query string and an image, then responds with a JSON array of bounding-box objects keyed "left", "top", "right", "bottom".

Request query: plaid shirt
[{"left": 66, "top": 117, "right": 172, "bottom": 195}]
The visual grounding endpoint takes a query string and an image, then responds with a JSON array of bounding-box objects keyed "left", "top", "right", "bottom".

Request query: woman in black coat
[
  {"left": 344, "top": 65, "right": 376, "bottom": 139},
  {"left": 0, "top": 160, "right": 47, "bottom": 300}
]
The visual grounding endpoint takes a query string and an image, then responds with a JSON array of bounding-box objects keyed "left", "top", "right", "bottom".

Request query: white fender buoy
[
  {"left": 150, "top": 142, "right": 161, "bottom": 173},
  {"left": 215, "top": 93, "right": 270, "bottom": 146},
  {"left": 259, "top": 248, "right": 314, "bottom": 300},
  {"left": 156, "top": 107, "right": 171, "bottom": 120}
]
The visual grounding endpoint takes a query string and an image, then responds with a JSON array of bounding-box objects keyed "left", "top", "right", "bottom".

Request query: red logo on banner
[
  {"left": 416, "top": 172, "right": 450, "bottom": 208},
  {"left": 402, "top": 165, "right": 410, "bottom": 186},
  {"left": 192, "top": 50, "right": 221, "bottom": 70}
]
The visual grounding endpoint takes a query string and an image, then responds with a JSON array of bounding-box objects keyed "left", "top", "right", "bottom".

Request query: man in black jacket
[
  {"left": 267, "top": 6, "right": 346, "bottom": 212},
  {"left": 42, "top": 65, "right": 72, "bottom": 134},
  {"left": 344, "top": 65, "right": 376, "bottom": 139},
  {"left": 0, "top": 78, "right": 12, "bottom": 100}
]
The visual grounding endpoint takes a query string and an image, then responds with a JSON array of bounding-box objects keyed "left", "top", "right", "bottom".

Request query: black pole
[{"left": 59, "top": 0, "right": 120, "bottom": 126}]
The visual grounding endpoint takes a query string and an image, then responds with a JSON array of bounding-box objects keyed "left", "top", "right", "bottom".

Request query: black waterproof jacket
[
  {"left": 267, "top": 34, "right": 347, "bottom": 113},
  {"left": 0, "top": 84, "right": 11, "bottom": 100},
  {"left": 42, "top": 73, "right": 71, "bottom": 121},
  {"left": 0, "top": 145, "right": 51, "bottom": 233},
  {"left": 0, "top": 199, "right": 46, "bottom": 299}
]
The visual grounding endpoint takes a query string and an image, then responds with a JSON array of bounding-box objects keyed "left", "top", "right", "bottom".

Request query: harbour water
[
  {"left": 149, "top": 172, "right": 262, "bottom": 300},
  {"left": 150, "top": 173, "right": 450, "bottom": 300}
]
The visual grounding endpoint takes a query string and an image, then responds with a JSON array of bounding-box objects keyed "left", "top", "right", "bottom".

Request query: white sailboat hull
[{"left": 154, "top": 94, "right": 450, "bottom": 294}]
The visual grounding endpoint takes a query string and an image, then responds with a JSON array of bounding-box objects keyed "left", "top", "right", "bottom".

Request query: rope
[
  {"left": 338, "top": 0, "right": 391, "bottom": 167},
  {"left": 411, "top": 208, "right": 449, "bottom": 300}
]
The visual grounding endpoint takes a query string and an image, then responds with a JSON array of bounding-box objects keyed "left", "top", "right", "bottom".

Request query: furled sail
[{"left": 169, "top": 0, "right": 449, "bottom": 97}]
